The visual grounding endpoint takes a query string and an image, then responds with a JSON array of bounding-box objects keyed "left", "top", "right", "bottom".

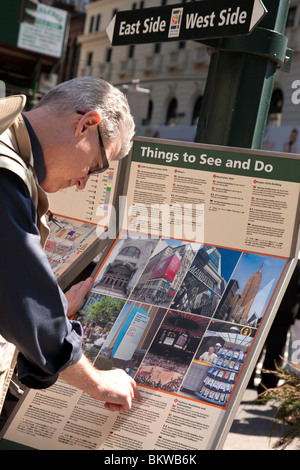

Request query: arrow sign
[{"left": 106, "top": 0, "right": 267, "bottom": 46}]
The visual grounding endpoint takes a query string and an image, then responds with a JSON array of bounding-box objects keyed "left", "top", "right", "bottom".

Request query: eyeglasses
[
  {"left": 88, "top": 126, "right": 109, "bottom": 175},
  {"left": 76, "top": 110, "right": 109, "bottom": 176}
]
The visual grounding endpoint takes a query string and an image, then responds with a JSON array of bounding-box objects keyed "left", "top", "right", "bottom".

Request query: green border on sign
[{"left": 132, "top": 138, "right": 300, "bottom": 183}]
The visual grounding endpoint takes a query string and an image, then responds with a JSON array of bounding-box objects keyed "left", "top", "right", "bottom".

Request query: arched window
[
  {"left": 191, "top": 96, "right": 202, "bottom": 125},
  {"left": 142, "top": 99, "right": 153, "bottom": 126},
  {"left": 120, "top": 246, "right": 141, "bottom": 259},
  {"left": 268, "top": 88, "right": 283, "bottom": 125},
  {"left": 165, "top": 98, "right": 178, "bottom": 125},
  {"left": 269, "top": 88, "right": 283, "bottom": 114}
]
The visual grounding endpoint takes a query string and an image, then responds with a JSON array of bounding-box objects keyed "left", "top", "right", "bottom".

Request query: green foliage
[
  {"left": 259, "top": 363, "right": 300, "bottom": 449},
  {"left": 94, "top": 356, "right": 115, "bottom": 371},
  {"left": 86, "top": 296, "right": 126, "bottom": 329}
]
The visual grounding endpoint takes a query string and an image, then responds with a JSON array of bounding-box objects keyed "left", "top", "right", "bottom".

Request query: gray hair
[{"left": 34, "top": 76, "right": 135, "bottom": 159}]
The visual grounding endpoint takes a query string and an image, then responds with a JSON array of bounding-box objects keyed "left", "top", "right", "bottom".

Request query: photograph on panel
[
  {"left": 93, "top": 300, "right": 167, "bottom": 376},
  {"left": 213, "top": 252, "right": 287, "bottom": 327},
  {"left": 130, "top": 237, "right": 201, "bottom": 307},
  {"left": 91, "top": 231, "right": 160, "bottom": 299},
  {"left": 179, "top": 320, "right": 256, "bottom": 407},
  {"left": 170, "top": 245, "right": 242, "bottom": 317},
  {"left": 135, "top": 309, "right": 210, "bottom": 394}
]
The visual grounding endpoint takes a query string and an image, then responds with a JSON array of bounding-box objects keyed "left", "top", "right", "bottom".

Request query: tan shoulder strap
[{"left": 0, "top": 120, "right": 50, "bottom": 247}]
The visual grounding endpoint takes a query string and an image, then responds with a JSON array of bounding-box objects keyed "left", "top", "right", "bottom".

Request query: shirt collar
[{"left": 22, "top": 114, "right": 46, "bottom": 184}]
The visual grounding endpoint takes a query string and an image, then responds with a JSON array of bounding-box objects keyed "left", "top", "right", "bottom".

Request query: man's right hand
[
  {"left": 59, "top": 354, "right": 141, "bottom": 411},
  {"left": 95, "top": 368, "right": 141, "bottom": 411}
]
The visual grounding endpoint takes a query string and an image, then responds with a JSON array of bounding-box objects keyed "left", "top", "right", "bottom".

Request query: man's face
[{"left": 40, "top": 111, "right": 119, "bottom": 193}]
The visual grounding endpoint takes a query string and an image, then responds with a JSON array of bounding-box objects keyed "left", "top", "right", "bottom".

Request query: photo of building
[
  {"left": 171, "top": 245, "right": 241, "bottom": 317},
  {"left": 213, "top": 253, "right": 287, "bottom": 326},
  {"left": 95, "top": 300, "right": 167, "bottom": 373},
  {"left": 93, "top": 232, "right": 159, "bottom": 297},
  {"left": 130, "top": 238, "right": 199, "bottom": 306}
]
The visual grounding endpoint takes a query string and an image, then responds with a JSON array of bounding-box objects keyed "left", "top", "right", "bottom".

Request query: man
[
  {"left": 0, "top": 77, "right": 140, "bottom": 415},
  {"left": 200, "top": 347, "right": 217, "bottom": 364}
]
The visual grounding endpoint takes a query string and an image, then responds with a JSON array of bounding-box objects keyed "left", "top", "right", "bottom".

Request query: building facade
[
  {"left": 77, "top": 0, "right": 210, "bottom": 129},
  {"left": 272, "top": 0, "right": 300, "bottom": 126},
  {"left": 75, "top": 0, "right": 300, "bottom": 130},
  {"left": 2, "top": 0, "right": 300, "bottom": 126}
]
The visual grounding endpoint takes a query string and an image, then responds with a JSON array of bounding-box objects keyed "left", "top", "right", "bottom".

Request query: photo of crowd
[
  {"left": 135, "top": 353, "right": 188, "bottom": 393},
  {"left": 135, "top": 310, "right": 210, "bottom": 393}
]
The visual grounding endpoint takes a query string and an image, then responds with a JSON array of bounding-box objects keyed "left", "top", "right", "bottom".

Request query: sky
[{"left": 228, "top": 252, "right": 287, "bottom": 319}]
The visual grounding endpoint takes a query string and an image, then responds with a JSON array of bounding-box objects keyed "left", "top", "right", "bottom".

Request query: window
[
  {"left": 95, "top": 14, "right": 101, "bottom": 31},
  {"left": 165, "top": 98, "right": 178, "bottom": 125},
  {"left": 142, "top": 99, "right": 153, "bottom": 126},
  {"left": 128, "top": 45, "right": 135, "bottom": 59},
  {"left": 106, "top": 48, "right": 112, "bottom": 63},
  {"left": 89, "top": 16, "right": 94, "bottom": 33},
  {"left": 154, "top": 43, "right": 161, "bottom": 54},
  {"left": 86, "top": 52, "right": 93, "bottom": 66},
  {"left": 89, "top": 13, "right": 101, "bottom": 33},
  {"left": 269, "top": 88, "right": 283, "bottom": 114},
  {"left": 191, "top": 96, "right": 202, "bottom": 125},
  {"left": 120, "top": 246, "right": 141, "bottom": 259}
]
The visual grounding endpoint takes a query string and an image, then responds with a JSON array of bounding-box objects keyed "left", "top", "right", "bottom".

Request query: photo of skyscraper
[{"left": 213, "top": 253, "right": 287, "bottom": 326}]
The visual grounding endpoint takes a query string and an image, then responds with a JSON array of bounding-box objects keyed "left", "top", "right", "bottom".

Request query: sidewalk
[{"left": 223, "top": 387, "right": 298, "bottom": 450}]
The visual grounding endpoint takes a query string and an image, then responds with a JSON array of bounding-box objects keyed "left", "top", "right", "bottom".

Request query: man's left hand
[{"left": 65, "top": 277, "right": 94, "bottom": 318}]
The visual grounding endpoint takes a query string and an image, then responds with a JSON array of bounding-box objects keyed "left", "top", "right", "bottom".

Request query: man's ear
[{"left": 75, "top": 111, "right": 101, "bottom": 136}]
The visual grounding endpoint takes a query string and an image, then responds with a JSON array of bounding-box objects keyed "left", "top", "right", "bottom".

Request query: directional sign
[
  {"left": 17, "top": 3, "right": 68, "bottom": 58},
  {"left": 106, "top": 0, "right": 267, "bottom": 47}
]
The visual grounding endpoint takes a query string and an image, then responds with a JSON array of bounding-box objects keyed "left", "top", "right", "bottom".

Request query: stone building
[{"left": 76, "top": 0, "right": 300, "bottom": 130}]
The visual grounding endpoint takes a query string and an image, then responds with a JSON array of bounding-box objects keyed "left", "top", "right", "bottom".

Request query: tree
[{"left": 86, "top": 296, "right": 126, "bottom": 329}]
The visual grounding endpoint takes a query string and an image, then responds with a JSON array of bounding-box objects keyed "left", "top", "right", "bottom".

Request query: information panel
[
  {"left": 45, "top": 160, "right": 121, "bottom": 289},
  {"left": 1, "top": 138, "right": 299, "bottom": 451}
]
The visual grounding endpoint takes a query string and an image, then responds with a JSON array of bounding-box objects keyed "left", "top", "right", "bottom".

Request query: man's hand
[
  {"left": 65, "top": 277, "right": 94, "bottom": 318},
  {"left": 96, "top": 368, "right": 141, "bottom": 412},
  {"left": 59, "top": 355, "right": 141, "bottom": 411}
]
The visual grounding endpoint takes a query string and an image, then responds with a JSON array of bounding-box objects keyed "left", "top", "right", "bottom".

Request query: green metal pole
[{"left": 195, "top": 0, "right": 291, "bottom": 149}]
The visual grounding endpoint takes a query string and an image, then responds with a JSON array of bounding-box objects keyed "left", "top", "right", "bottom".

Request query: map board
[
  {"left": 45, "top": 158, "right": 126, "bottom": 290},
  {"left": 0, "top": 137, "right": 299, "bottom": 451}
]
